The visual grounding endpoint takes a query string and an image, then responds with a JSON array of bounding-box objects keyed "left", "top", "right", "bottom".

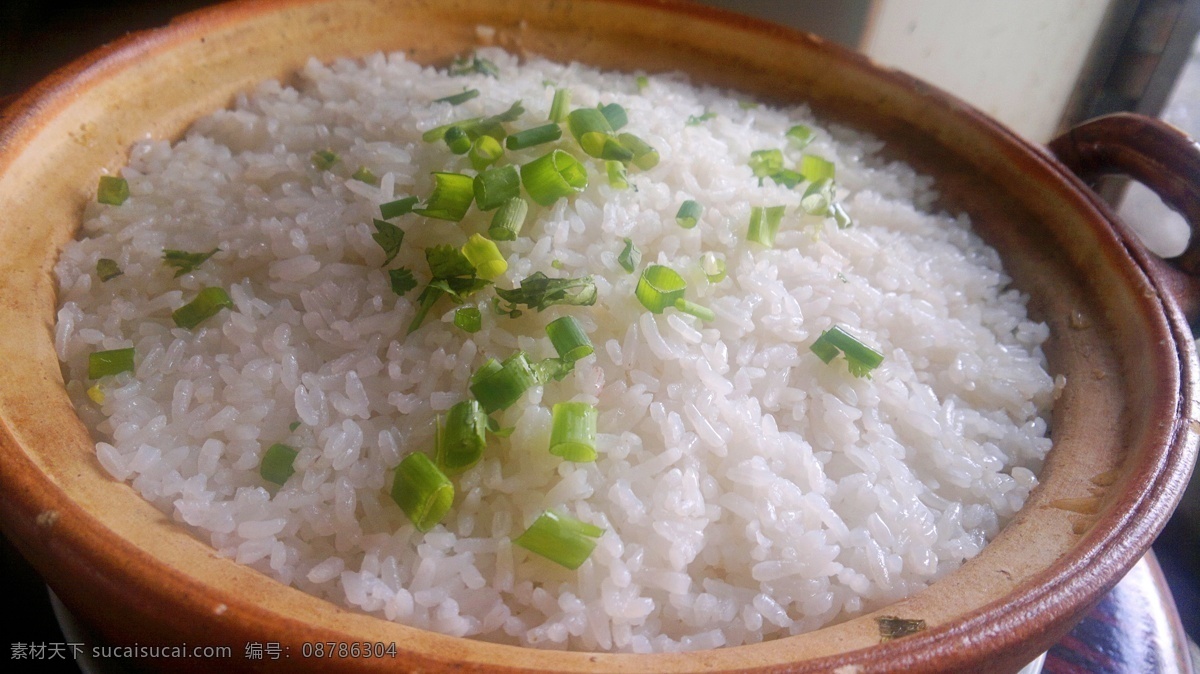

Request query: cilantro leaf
[
  {"left": 495, "top": 272, "right": 597, "bottom": 317},
  {"left": 163, "top": 247, "right": 219, "bottom": 278},
  {"left": 389, "top": 268, "right": 417, "bottom": 296},
  {"left": 372, "top": 219, "right": 405, "bottom": 266}
]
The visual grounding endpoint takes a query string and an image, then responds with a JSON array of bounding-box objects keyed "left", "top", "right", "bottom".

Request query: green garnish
[
  {"left": 352, "top": 166, "right": 379, "bottom": 185},
  {"left": 436, "top": 399, "right": 488, "bottom": 474},
  {"left": 617, "top": 133, "right": 659, "bottom": 170},
  {"left": 96, "top": 258, "right": 123, "bottom": 281},
  {"left": 747, "top": 205, "right": 787, "bottom": 247},
  {"left": 172, "top": 287, "right": 234, "bottom": 329},
  {"left": 488, "top": 197, "right": 529, "bottom": 241},
  {"left": 675, "top": 200, "right": 703, "bottom": 229},
  {"left": 686, "top": 111, "right": 716, "bottom": 126},
  {"left": 787, "top": 124, "right": 815, "bottom": 148},
  {"left": 566, "top": 108, "right": 617, "bottom": 159},
  {"left": 473, "top": 165, "right": 521, "bottom": 211},
  {"left": 876, "top": 616, "right": 926, "bottom": 642},
  {"left": 311, "top": 150, "right": 338, "bottom": 171},
  {"left": 505, "top": 123, "right": 563, "bottom": 151},
  {"left": 701, "top": 251, "right": 727, "bottom": 283},
  {"left": 636, "top": 75, "right": 650, "bottom": 91},
  {"left": 163, "top": 247, "right": 219, "bottom": 277},
  {"left": 97, "top": 175, "right": 129, "bottom": 205},
  {"left": 800, "top": 179, "right": 835, "bottom": 216},
  {"left": 454, "top": 306, "right": 482, "bottom": 333},
  {"left": 514, "top": 510, "right": 604, "bottom": 570},
  {"left": 831, "top": 202, "right": 853, "bottom": 229},
  {"left": 449, "top": 54, "right": 500, "bottom": 78},
  {"left": 597, "top": 103, "right": 628, "bottom": 131},
  {"left": 470, "top": 351, "right": 539, "bottom": 413},
  {"left": 391, "top": 452, "right": 454, "bottom": 532},
  {"left": 769, "top": 168, "right": 804, "bottom": 189},
  {"left": 379, "top": 196, "right": 418, "bottom": 219},
  {"left": 260, "top": 443, "right": 298, "bottom": 486},
  {"left": 407, "top": 245, "right": 490, "bottom": 333},
  {"left": 809, "top": 325, "right": 884, "bottom": 378},
  {"left": 435, "top": 88, "right": 480, "bottom": 105},
  {"left": 549, "top": 402, "right": 597, "bottom": 462},
  {"left": 748, "top": 149, "right": 783, "bottom": 183},
  {"left": 420, "top": 100, "right": 524, "bottom": 144},
  {"left": 545, "top": 316, "right": 594, "bottom": 363},
  {"left": 673, "top": 298, "right": 715, "bottom": 321},
  {"left": 618, "top": 238, "right": 640, "bottom": 273},
  {"left": 88, "top": 347, "right": 135, "bottom": 379},
  {"left": 444, "top": 126, "right": 472, "bottom": 154},
  {"left": 289, "top": 421, "right": 302, "bottom": 432},
  {"left": 469, "top": 135, "right": 505, "bottom": 172},
  {"left": 635, "top": 265, "right": 687, "bottom": 313},
  {"left": 495, "top": 272, "right": 597, "bottom": 316},
  {"left": 389, "top": 268, "right": 418, "bottom": 296},
  {"left": 371, "top": 218, "right": 404, "bottom": 265},
  {"left": 415, "top": 172, "right": 475, "bottom": 221},
  {"left": 549, "top": 88, "right": 572, "bottom": 123},
  {"left": 606, "top": 161, "right": 628, "bottom": 189},
  {"left": 461, "top": 233, "right": 508, "bottom": 280},
  {"left": 800, "top": 154, "right": 836, "bottom": 182},
  {"left": 738, "top": 100, "right": 759, "bottom": 110},
  {"left": 520, "top": 150, "right": 588, "bottom": 206}
]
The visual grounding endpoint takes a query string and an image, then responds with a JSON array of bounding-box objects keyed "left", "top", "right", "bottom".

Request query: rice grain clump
[{"left": 55, "top": 48, "right": 1054, "bottom": 652}]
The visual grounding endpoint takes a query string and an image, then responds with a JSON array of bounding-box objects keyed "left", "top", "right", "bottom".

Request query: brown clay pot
[{"left": 0, "top": 1, "right": 1196, "bottom": 672}]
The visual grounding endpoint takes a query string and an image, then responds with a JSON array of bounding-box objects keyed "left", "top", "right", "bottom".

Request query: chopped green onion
[
  {"left": 673, "top": 298, "right": 715, "bottom": 321},
  {"left": 809, "top": 325, "right": 885, "bottom": 378},
  {"left": 436, "top": 399, "right": 488, "bottom": 474},
  {"left": 566, "top": 108, "right": 615, "bottom": 158},
  {"left": 489, "top": 196, "right": 529, "bottom": 241},
  {"left": 551, "top": 259, "right": 564, "bottom": 270},
  {"left": 311, "top": 150, "right": 338, "bottom": 171},
  {"left": 606, "top": 161, "right": 628, "bottom": 189},
  {"left": 549, "top": 88, "right": 572, "bottom": 123},
  {"left": 422, "top": 118, "right": 479, "bottom": 143},
  {"left": 450, "top": 55, "right": 500, "bottom": 78},
  {"left": 469, "top": 135, "right": 505, "bottom": 172},
  {"left": 597, "top": 102, "right": 628, "bottom": 131},
  {"left": 461, "top": 233, "right": 508, "bottom": 280},
  {"left": 618, "top": 238, "right": 641, "bottom": 273},
  {"left": 289, "top": 421, "right": 302, "bottom": 432},
  {"left": 96, "top": 258, "right": 123, "bottom": 282},
  {"left": 415, "top": 172, "right": 475, "bottom": 221},
  {"left": 260, "top": 443, "right": 298, "bottom": 485},
  {"left": 380, "top": 196, "right": 419, "bottom": 219},
  {"left": 686, "top": 111, "right": 716, "bottom": 126},
  {"left": 801, "top": 179, "right": 835, "bottom": 216},
  {"left": 391, "top": 452, "right": 454, "bottom": 532},
  {"left": 739, "top": 100, "right": 759, "bottom": 109},
  {"left": 389, "top": 268, "right": 417, "bottom": 296},
  {"left": 172, "top": 287, "right": 234, "bottom": 329},
  {"left": 545, "top": 316, "right": 594, "bottom": 363},
  {"left": 470, "top": 351, "right": 538, "bottom": 413},
  {"left": 97, "top": 175, "right": 129, "bottom": 205},
  {"left": 454, "top": 306, "right": 482, "bottom": 333},
  {"left": 831, "top": 202, "right": 853, "bottom": 229},
  {"left": 701, "top": 251, "right": 727, "bottom": 283},
  {"left": 748, "top": 149, "right": 783, "bottom": 182},
  {"left": 435, "top": 88, "right": 480, "bottom": 105},
  {"left": 472, "top": 357, "right": 502, "bottom": 384},
  {"left": 88, "top": 347, "right": 134, "bottom": 379},
  {"left": 163, "top": 247, "right": 219, "bottom": 278},
  {"left": 352, "top": 166, "right": 379, "bottom": 185},
  {"left": 787, "top": 124, "right": 815, "bottom": 148},
  {"left": 444, "top": 126, "right": 472, "bottom": 154},
  {"left": 636, "top": 75, "right": 649, "bottom": 91},
  {"left": 635, "top": 265, "right": 687, "bottom": 313},
  {"left": 514, "top": 510, "right": 604, "bottom": 569},
  {"left": 495, "top": 272, "right": 597, "bottom": 316},
  {"left": 770, "top": 168, "right": 804, "bottom": 188},
  {"left": 371, "top": 218, "right": 404, "bottom": 265},
  {"left": 549, "top": 402, "right": 598, "bottom": 462},
  {"left": 800, "top": 154, "right": 836, "bottom": 182},
  {"left": 617, "top": 133, "right": 659, "bottom": 170},
  {"left": 747, "top": 205, "right": 786, "bottom": 247},
  {"left": 675, "top": 200, "right": 702, "bottom": 229},
  {"left": 473, "top": 165, "right": 521, "bottom": 211},
  {"left": 520, "top": 150, "right": 588, "bottom": 206},
  {"left": 505, "top": 123, "right": 563, "bottom": 151}
]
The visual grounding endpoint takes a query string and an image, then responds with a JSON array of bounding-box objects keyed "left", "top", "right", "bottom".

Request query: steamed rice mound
[{"left": 54, "top": 48, "right": 1055, "bottom": 652}]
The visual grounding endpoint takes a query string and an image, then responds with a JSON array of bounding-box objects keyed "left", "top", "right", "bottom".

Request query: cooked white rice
[{"left": 54, "top": 47, "right": 1054, "bottom": 652}]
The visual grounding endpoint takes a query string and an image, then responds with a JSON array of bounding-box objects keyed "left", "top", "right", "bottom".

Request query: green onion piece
[
  {"left": 749, "top": 149, "right": 783, "bottom": 182},
  {"left": 617, "top": 133, "right": 659, "bottom": 170},
  {"left": 461, "top": 233, "right": 508, "bottom": 280},
  {"left": 800, "top": 154, "right": 836, "bottom": 182},
  {"left": 787, "top": 124, "right": 815, "bottom": 148},
  {"left": 495, "top": 272, "right": 597, "bottom": 315},
  {"left": 469, "top": 135, "right": 505, "bottom": 172},
  {"left": 289, "top": 421, "right": 302, "bottom": 432},
  {"left": 454, "top": 306, "right": 482, "bottom": 333},
  {"left": 371, "top": 218, "right": 404, "bottom": 265},
  {"left": 97, "top": 175, "right": 129, "bottom": 205},
  {"left": 489, "top": 197, "right": 529, "bottom": 241},
  {"left": 311, "top": 150, "right": 338, "bottom": 171},
  {"left": 636, "top": 75, "right": 649, "bottom": 91},
  {"left": 390, "top": 453, "right": 454, "bottom": 532},
  {"left": 96, "top": 258, "right": 123, "bottom": 282},
  {"left": 520, "top": 150, "right": 588, "bottom": 206},
  {"left": 676, "top": 200, "right": 703, "bottom": 229},
  {"left": 701, "top": 251, "right": 727, "bottom": 283},
  {"left": 636, "top": 265, "right": 687, "bottom": 313},
  {"left": 747, "top": 205, "right": 786, "bottom": 247},
  {"left": 472, "top": 357, "right": 503, "bottom": 384},
  {"left": 485, "top": 415, "right": 515, "bottom": 438},
  {"left": 444, "top": 126, "right": 472, "bottom": 154},
  {"left": 436, "top": 399, "right": 488, "bottom": 474},
  {"left": 801, "top": 179, "right": 835, "bottom": 216},
  {"left": 380, "top": 196, "right": 419, "bottom": 219},
  {"left": 770, "top": 168, "right": 804, "bottom": 189},
  {"left": 566, "top": 108, "right": 615, "bottom": 158},
  {"left": 686, "top": 111, "right": 717, "bottom": 126},
  {"left": 415, "top": 172, "right": 475, "bottom": 221},
  {"left": 514, "top": 510, "right": 604, "bottom": 569},
  {"left": 422, "top": 118, "right": 480, "bottom": 143},
  {"left": 260, "top": 443, "right": 298, "bottom": 485},
  {"left": 549, "top": 402, "right": 598, "bottom": 462},
  {"left": 505, "top": 123, "right": 563, "bottom": 151},
  {"left": 162, "top": 247, "right": 219, "bottom": 278},
  {"left": 435, "top": 88, "right": 480, "bottom": 105},
  {"left": 473, "top": 165, "right": 521, "bottom": 211},
  {"left": 172, "top": 287, "right": 234, "bottom": 329},
  {"left": 470, "top": 351, "right": 538, "bottom": 413},
  {"left": 551, "top": 259, "right": 564, "bottom": 270},
  {"left": 352, "top": 166, "right": 379, "bottom": 185},
  {"left": 618, "top": 238, "right": 640, "bottom": 273},
  {"left": 549, "top": 88, "right": 572, "bottom": 123},
  {"left": 831, "top": 202, "right": 853, "bottom": 229},
  {"left": 546, "top": 316, "right": 594, "bottom": 363},
  {"left": 598, "top": 103, "right": 628, "bottom": 131},
  {"left": 598, "top": 136, "right": 634, "bottom": 162},
  {"left": 88, "top": 347, "right": 135, "bottom": 379},
  {"left": 673, "top": 298, "right": 715, "bottom": 321},
  {"left": 809, "top": 325, "right": 885, "bottom": 378},
  {"left": 606, "top": 161, "right": 628, "bottom": 189},
  {"left": 389, "top": 268, "right": 417, "bottom": 296},
  {"left": 450, "top": 55, "right": 500, "bottom": 78}
]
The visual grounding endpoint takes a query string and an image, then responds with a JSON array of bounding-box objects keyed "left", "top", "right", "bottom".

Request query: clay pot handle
[{"left": 1049, "top": 112, "right": 1200, "bottom": 328}]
